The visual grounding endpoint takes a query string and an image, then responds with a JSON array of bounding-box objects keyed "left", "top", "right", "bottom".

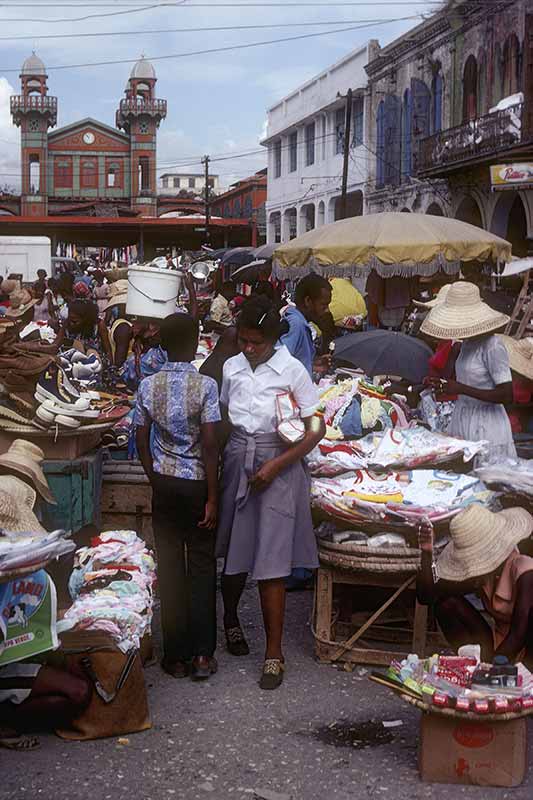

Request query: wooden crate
[
  {"left": 314, "top": 563, "right": 443, "bottom": 666},
  {"left": 101, "top": 460, "right": 153, "bottom": 548}
]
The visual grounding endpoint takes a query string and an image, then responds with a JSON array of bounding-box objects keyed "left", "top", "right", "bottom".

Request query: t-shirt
[
  {"left": 279, "top": 306, "right": 315, "bottom": 376},
  {"left": 210, "top": 294, "right": 233, "bottom": 327}
]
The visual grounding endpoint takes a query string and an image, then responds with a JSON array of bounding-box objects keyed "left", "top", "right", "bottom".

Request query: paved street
[{"left": 4, "top": 583, "right": 533, "bottom": 800}]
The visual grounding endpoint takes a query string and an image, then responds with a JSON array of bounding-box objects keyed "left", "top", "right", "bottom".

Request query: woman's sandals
[{"left": 259, "top": 659, "right": 285, "bottom": 690}]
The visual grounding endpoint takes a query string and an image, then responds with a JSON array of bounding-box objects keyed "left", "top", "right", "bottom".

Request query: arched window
[
  {"left": 107, "top": 163, "right": 120, "bottom": 188},
  {"left": 376, "top": 100, "right": 385, "bottom": 188},
  {"left": 401, "top": 89, "right": 412, "bottom": 180},
  {"left": 243, "top": 195, "right": 253, "bottom": 217},
  {"left": 503, "top": 34, "right": 520, "bottom": 96},
  {"left": 477, "top": 50, "right": 487, "bottom": 115},
  {"left": 462, "top": 55, "right": 478, "bottom": 121},
  {"left": 234, "top": 197, "right": 241, "bottom": 217},
  {"left": 431, "top": 73, "right": 443, "bottom": 133}
]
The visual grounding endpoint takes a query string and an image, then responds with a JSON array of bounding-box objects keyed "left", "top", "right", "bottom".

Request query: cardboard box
[{"left": 419, "top": 712, "right": 527, "bottom": 787}]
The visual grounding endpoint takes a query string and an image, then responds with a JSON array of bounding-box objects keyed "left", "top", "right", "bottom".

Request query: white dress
[{"left": 450, "top": 335, "right": 516, "bottom": 465}]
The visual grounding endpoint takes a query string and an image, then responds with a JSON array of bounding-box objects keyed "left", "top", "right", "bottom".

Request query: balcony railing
[
  {"left": 118, "top": 98, "right": 167, "bottom": 118},
  {"left": 417, "top": 102, "right": 532, "bottom": 175},
  {"left": 10, "top": 94, "right": 58, "bottom": 126}
]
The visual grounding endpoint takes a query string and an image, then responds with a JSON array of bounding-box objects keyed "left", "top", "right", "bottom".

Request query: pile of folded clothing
[
  {"left": 311, "top": 469, "right": 497, "bottom": 527},
  {"left": 59, "top": 530, "right": 156, "bottom": 652},
  {"left": 308, "top": 426, "right": 487, "bottom": 476},
  {"left": 317, "top": 377, "right": 412, "bottom": 441}
]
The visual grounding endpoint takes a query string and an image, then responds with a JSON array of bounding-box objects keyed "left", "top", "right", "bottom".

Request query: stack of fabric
[{"left": 59, "top": 530, "right": 156, "bottom": 652}]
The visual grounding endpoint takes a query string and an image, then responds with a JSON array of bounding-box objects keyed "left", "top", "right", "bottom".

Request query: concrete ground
[{"left": 3, "top": 583, "right": 533, "bottom": 800}]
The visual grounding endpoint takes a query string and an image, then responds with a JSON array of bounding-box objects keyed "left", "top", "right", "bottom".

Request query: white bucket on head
[{"left": 126, "top": 265, "right": 183, "bottom": 319}]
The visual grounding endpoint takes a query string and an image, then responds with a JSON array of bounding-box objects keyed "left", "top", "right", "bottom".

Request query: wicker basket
[
  {"left": 401, "top": 693, "right": 533, "bottom": 722},
  {"left": 318, "top": 539, "right": 421, "bottom": 574}
]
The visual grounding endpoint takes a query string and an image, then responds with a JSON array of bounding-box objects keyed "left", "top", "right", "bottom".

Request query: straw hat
[
  {"left": 1, "top": 278, "right": 20, "bottom": 296},
  {"left": 420, "top": 281, "right": 509, "bottom": 340},
  {"left": 0, "top": 481, "right": 45, "bottom": 533},
  {"left": 413, "top": 284, "right": 451, "bottom": 309},
  {"left": 105, "top": 279, "right": 128, "bottom": 309},
  {"left": 436, "top": 504, "right": 533, "bottom": 581},
  {"left": 498, "top": 335, "right": 533, "bottom": 381},
  {"left": 0, "top": 439, "right": 55, "bottom": 504},
  {"left": 6, "top": 289, "right": 38, "bottom": 319}
]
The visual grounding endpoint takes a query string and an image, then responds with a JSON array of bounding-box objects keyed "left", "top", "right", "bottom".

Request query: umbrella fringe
[{"left": 272, "top": 254, "right": 462, "bottom": 281}]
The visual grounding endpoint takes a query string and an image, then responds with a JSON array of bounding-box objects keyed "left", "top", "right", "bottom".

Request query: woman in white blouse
[{"left": 217, "top": 296, "right": 325, "bottom": 690}]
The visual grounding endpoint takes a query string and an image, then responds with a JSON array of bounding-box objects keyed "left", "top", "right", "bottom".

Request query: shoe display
[
  {"left": 40, "top": 399, "right": 100, "bottom": 419},
  {"left": 35, "top": 364, "right": 90, "bottom": 411}
]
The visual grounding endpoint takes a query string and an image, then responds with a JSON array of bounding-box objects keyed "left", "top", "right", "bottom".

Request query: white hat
[{"left": 498, "top": 335, "right": 533, "bottom": 381}]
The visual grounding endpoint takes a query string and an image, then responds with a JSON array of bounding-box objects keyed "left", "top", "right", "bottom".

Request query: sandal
[
  {"left": 225, "top": 626, "right": 250, "bottom": 657},
  {"left": 0, "top": 735, "right": 40, "bottom": 751},
  {"left": 259, "top": 659, "right": 285, "bottom": 691}
]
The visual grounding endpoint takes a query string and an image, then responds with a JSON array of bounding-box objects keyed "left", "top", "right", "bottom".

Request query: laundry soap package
[{"left": 419, "top": 713, "right": 527, "bottom": 787}]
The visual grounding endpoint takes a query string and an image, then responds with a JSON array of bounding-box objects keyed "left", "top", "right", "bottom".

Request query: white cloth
[
  {"left": 221, "top": 345, "right": 318, "bottom": 434},
  {"left": 210, "top": 294, "right": 233, "bottom": 327},
  {"left": 450, "top": 335, "right": 516, "bottom": 465}
]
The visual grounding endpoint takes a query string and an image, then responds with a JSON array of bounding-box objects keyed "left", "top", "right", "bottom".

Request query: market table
[{"left": 313, "top": 538, "right": 444, "bottom": 666}]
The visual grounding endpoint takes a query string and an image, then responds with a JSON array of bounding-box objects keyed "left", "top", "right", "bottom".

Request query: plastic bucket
[{"left": 126, "top": 265, "right": 182, "bottom": 319}]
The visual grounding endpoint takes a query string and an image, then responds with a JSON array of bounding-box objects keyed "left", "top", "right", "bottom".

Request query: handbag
[
  {"left": 275, "top": 391, "right": 306, "bottom": 444},
  {"left": 55, "top": 631, "right": 151, "bottom": 740}
]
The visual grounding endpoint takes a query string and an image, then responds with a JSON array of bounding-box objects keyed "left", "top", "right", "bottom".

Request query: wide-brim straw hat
[
  {"left": 0, "top": 439, "right": 55, "bottom": 504},
  {"left": 6, "top": 289, "right": 38, "bottom": 319},
  {"left": 436, "top": 504, "right": 533, "bottom": 581},
  {"left": 420, "top": 281, "right": 509, "bottom": 340},
  {"left": 413, "top": 284, "right": 451, "bottom": 309},
  {"left": 105, "top": 279, "right": 128, "bottom": 309},
  {"left": 0, "top": 478, "right": 45, "bottom": 533},
  {"left": 498, "top": 335, "right": 533, "bottom": 381}
]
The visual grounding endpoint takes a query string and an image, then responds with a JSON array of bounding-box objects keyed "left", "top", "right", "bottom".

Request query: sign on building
[{"left": 490, "top": 164, "right": 533, "bottom": 189}]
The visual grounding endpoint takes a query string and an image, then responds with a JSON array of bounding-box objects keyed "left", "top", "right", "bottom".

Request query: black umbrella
[
  {"left": 231, "top": 258, "right": 268, "bottom": 284},
  {"left": 220, "top": 247, "right": 255, "bottom": 268},
  {"left": 253, "top": 243, "right": 276, "bottom": 260},
  {"left": 333, "top": 330, "right": 433, "bottom": 384}
]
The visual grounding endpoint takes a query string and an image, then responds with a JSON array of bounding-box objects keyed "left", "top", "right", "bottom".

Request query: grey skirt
[{"left": 216, "top": 430, "right": 318, "bottom": 581}]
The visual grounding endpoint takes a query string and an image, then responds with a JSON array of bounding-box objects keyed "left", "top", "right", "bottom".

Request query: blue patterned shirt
[{"left": 134, "top": 362, "right": 221, "bottom": 480}]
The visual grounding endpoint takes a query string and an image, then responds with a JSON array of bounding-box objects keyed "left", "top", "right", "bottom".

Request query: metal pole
[
  {"left": 202, "top": 155, "right": 210, "bottom": 242},
  {"left": 339, "top": 88, "right": 353, "bottom": 221}
]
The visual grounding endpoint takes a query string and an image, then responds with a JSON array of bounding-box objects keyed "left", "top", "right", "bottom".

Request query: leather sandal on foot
[
  {"left": 161, "top": 659, "right": 190, "bottom": 679},
  {"left": 259, "top": 659, "right": 285, "bottom": 690},
  {"left": 225, "top": 626, "right": 250, "bottom": 657}
]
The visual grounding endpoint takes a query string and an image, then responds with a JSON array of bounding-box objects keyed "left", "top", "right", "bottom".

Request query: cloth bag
[{"left": 55, "top": 631, "right": 151, "bottom": 740}]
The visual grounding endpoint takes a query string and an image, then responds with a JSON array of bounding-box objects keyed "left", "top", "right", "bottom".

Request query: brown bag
[{"left": 56, "top": 631, "right": 151, "bottom": 741}]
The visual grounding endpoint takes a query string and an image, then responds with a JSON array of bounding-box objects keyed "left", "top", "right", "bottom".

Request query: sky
[{"left": 0, "top": 0, "right": 437, "bottom": 192}]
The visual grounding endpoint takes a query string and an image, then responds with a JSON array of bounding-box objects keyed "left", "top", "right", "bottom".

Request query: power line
[
  {"left": 0, "top": 17, "right": 419, "bottom": 41},
  {"left": 0, "top": 0, "right": 189, "bottom": 22},
  {"left": 0, "top": 21, "right": 415, "bottom": 72}
]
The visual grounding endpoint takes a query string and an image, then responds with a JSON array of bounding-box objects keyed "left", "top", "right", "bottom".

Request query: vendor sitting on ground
[
  {"left": 417, "top": 505, "right": 533, "bottom": 666},
  {"left": 59, "top": 299, "right": 112, "bottom": 362},
  {"left": 280, "top": 274, "right": 332, "bottom": 377},
  {"left": 207, "top": 281, "right": 236, "bottom": 333}
]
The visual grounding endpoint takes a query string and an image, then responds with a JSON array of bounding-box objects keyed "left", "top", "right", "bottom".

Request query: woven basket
[
  {"left": 319, "top": 539, "right": 421, "bottom": 559},
  {"left": 0, "top": 560, "right": 49, "bottom": 584},
  {"left": 318, "top": 548, "right": 420, "bottom": 573},
  {"left": 401, "top": 693, "right": 533, "bottom": 722}
]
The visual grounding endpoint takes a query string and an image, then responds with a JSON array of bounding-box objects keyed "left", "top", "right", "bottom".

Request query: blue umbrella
[{"left": 334, "top": 330, "right": 433, "bottom": 383}]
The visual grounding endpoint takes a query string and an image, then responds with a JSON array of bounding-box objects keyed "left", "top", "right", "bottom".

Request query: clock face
[{"left": 83, "top": 132, "right": 95, "bottom": 145}]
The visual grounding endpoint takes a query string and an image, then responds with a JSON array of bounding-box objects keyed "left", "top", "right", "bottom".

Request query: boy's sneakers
[{"left": 35, "top": 364, "right": 91, "bottom": 411}]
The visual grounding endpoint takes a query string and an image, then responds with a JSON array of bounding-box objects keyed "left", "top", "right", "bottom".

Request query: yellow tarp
[
  {"left": 329, "top": 278, "right": 367, "bottom": 323},
  {"left": 274, "top": 212, "right": 512, "bottom": 270}
]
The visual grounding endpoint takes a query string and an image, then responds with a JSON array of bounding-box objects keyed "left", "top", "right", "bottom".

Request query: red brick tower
[
  {"left": 116, "top": 56, "right": 167, "bottom": 217},
  {"left": 10, "top": 53, "right": 57, "bottom": 216}
]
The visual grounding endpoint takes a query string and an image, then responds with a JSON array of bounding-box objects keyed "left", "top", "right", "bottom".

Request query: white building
[
  {"left": 261, "top": 41, "right": 378, "bottom": 244},
  {"left": 158, "top": 172, "right": 220, "bottom": 196}
]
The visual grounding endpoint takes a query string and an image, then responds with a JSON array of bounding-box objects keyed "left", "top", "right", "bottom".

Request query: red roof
[{"left": 0, "top": 215, "right": 249, "bottom": 228}]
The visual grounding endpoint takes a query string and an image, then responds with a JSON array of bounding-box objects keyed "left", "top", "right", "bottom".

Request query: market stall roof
[
  {"left": 273, "top": 212, "right": 512, "bottom": 280},
  {"left": 500, "top": 256, "right": 533, "bottom": 277}
]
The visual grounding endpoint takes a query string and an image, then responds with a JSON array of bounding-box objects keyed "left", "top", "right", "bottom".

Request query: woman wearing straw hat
[
  {"left": 421, "top": 281, "right": 516, "bottom": 465},
  {"left": 417, "top": 505, "right": 533, "bottom": 665}
]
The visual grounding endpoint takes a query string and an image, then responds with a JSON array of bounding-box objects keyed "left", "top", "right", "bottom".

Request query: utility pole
[
  {"left": 202, "top": 155, "right": 211, "bottom": 242},
  {"left": 339, "top": 88, "right": 353, "bottom": 221}
]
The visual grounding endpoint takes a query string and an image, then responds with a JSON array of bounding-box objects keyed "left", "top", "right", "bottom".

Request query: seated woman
[
  {"left": 417, "top": 504, "right": 533, "bottom": 666},
  {"left": 59, "top": 299, "right": 112, "bottom": 362},
  {"left": 0, "top": 657, "right": 91, "bottom": 741},
  {"left": 217, "top": 296, "right": 325, "bottom": 689}
]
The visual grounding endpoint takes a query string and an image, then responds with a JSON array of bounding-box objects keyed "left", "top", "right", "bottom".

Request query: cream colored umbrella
[{"left": 272, "top": 212, "right": 512, "bottom": 280}]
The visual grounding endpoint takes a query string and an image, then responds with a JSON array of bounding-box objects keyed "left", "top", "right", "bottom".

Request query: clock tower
[
  {"left": 116, "top": 56, "right": 167, "bottom": 217},
  {"left": 10, "top": 53, "right": 57, "bottom": 216}
]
